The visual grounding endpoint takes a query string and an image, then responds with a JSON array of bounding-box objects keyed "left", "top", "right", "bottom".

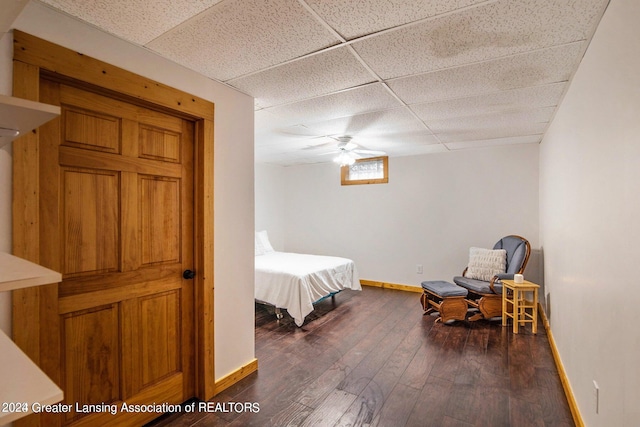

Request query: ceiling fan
[
  {"left": 326, "top": 136, "right": 386, "bottom": 166},
  {"left": 276, "top": 122, "right": 386, "bottom": 165}
]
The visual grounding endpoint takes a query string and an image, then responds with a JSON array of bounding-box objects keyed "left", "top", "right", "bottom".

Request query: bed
[{"left": 254, "top": 232, "right": 361, "bottom": 326}]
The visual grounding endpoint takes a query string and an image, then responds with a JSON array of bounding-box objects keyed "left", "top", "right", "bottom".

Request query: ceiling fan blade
[
  {"left": 316, "top": 150, "right": 341, "bottom": 157},
  {"left": 277, "top": 124, "right": 323, "bottom": 137},
  {"left": 344, "top": 110, "right": 385, "bottom": 135},
  {"left": 352, "top": 148, "right": 386, "bottom": 156},
  {"left": 302, "top": 141, "right": 336, "bottom": 150},
  {"left": 343, "top": 141, "right": 358, "bottom": 151}
]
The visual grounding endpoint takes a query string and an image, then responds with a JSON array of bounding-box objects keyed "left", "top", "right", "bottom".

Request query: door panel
[
  {"left": 140, "top": 176, "right": 181, "bottom": 266},
  {"left": 63, "top": 107, "right": 121, "bottom": 153},
  {"left": 62, "top": 305, "right": 120, "bottom": 424},
  {"left": 139, "top": 290, "right": 181, "bottom": 387},
  {"left": 62, "top": 167, "right": 120, "bottom": 276},
  {"left": 139, "top": 125, "right": 181, "bottom": 163},
  {"left": 38, "top": 77, "right": 195, "bottom": 426}
]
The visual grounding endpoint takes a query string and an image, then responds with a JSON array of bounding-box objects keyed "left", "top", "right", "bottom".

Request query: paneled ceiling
[{"left": 37, "top": 0, "right": 609, "bottom": 166}]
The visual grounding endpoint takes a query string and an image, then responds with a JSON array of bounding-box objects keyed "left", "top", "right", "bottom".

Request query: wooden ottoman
[{"left": 420, "top": 280, "right": 468, "bottom": 323}]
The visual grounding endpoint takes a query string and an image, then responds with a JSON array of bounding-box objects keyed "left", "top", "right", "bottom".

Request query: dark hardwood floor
[{"left": 150, "top": 286, "right": 573, "bottom": 427}]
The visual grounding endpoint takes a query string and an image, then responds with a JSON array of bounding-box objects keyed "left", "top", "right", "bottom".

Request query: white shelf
[
  {"left": 0, "top": 94, "right": 60, "bottom": 148},
  {"left": 0, "top": 253, "right": 64, "bottom": 424},
  {"left": 0, "top": 252, "right": 62, "bottom": 292},
  {"left": 0, "top": 329, "right": 64, "bottom": 425}
]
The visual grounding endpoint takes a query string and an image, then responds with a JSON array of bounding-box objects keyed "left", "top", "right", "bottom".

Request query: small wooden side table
[{"left": 501, "top": 279, "right": 540, "bottom": 334}]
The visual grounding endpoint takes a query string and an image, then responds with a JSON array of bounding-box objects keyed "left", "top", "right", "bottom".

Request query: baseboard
[
  {"left": 360, "top": 279, "right": 422, "bottom": 293},
  {"left": 538, "top": 304, "right": 584, "bottom": 427},
  {"left": 214, "top": 358, "right": 258, "bottom": 396}
]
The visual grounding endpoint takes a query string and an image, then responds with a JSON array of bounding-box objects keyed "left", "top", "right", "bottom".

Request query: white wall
[
  {"left": 268, "top": 144, "right": 540, "bottom": 287},
  {"left": 1, "top": 2, "right": 256, "bottom": 381},
  {"left": 0, "top": 0, "right": 28, "bottom": 33},
  {"left": 539, "top": 0, "right": 640, "bottom": 425},
  {"left": 255, "top": 163, "right": 286, "bottom": 250}
]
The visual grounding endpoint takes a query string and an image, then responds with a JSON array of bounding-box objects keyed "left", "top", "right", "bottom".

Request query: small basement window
[{"left": 341, "top": 156, "right": 388, "bottom": 185}]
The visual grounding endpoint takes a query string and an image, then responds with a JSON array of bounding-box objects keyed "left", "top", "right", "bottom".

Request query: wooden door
[{"left": 36, "top": 78, "right": 195, "bottom": 426}]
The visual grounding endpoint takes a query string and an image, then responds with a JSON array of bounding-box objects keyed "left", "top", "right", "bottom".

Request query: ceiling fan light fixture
[{"left": 334, "top": 151, "right": 356, "bottom": 166}]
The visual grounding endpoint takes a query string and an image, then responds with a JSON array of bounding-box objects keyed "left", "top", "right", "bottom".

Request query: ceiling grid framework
[{"left": 37, "top": 0, "right": 610, "bottom": 165}]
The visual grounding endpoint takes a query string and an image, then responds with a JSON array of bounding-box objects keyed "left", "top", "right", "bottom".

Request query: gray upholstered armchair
[{"left": 453, "top": 235, "right": 531, "bottom": 321}]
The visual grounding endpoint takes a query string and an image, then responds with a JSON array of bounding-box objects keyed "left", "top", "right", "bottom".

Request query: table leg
[
  {"left": 502, "top": 287, "right": 507, "bottom": 327},
  {"left": 532, "top": 287, "right": 538, "bottom": 334},
  {"left": 513, "top": 288, "right": 519, "bottom": 334}
]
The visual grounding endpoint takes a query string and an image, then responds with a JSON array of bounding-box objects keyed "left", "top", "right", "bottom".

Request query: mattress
[{"left": 255, "top": 251, "right": 361, "bottom": 326}]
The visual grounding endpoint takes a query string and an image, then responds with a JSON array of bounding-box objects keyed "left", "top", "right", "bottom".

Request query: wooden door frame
[{"left": 11, "top": 30, "right": 215, "bottom": 408}]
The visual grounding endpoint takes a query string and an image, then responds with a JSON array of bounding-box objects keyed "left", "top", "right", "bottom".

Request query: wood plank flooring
[{"left": 148, "top": 286, "right": 574, "bottom": 427}]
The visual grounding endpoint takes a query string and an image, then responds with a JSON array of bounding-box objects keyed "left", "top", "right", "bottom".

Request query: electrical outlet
[
  {"left": 416, "top": 264, "right": 423, "bottom": 274},
  {"left": 593, "top": 380, "right": 599, "bottom": 414}
]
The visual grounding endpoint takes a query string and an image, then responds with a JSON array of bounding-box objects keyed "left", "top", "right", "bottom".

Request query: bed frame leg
[{"left": 275, "top": 308, "right": 283, "bottom": 320}]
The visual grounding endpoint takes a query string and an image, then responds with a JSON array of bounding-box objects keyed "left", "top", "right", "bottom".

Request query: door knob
[{"left": 183, "top": 269, "right": 196, "bottom": 280}]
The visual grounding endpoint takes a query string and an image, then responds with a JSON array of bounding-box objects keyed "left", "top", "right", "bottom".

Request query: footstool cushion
[
  {"left": 420, "top": 280, "right": 468, "bottom": 323},
  {"left": 421, "top": 280, "right": 468, "bottom": 297}
]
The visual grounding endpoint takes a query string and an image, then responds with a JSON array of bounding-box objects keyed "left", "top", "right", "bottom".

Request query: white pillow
[
  {"left": 255, "top": 233, "right": 266, "bottom": 256},
  {"left": 464, "top": 247, "right": 507, "bottom": 282},
  {"left": 255, "top": 230, "right": 274, "bottom": 256}
]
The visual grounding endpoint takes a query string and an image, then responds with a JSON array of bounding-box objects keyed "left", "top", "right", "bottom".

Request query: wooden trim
[
  {"left": 340, "top": 156, "right": 389, "bottom": 185},
  {"left": 360, "top": 279, "right": 422, "bottom": 293},
  {"left": 214, "top": 359, "right": 258, "bottom": 396},
  {"left": 538, "top": 304, "right": 584, "bottom": 427},
  {"left": 13, "top": 30, "right": 214, "bottom": 121},
  {"left": 195, "top": 117, "right": 216, "bottom": 400},
  {"left": 11, "top": 31, "right": 216, "bottom": 414}
]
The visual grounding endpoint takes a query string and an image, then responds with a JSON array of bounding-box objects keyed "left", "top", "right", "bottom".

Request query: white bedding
[{"left": 255, "top": 251, "right": 361, "bottom": 326}]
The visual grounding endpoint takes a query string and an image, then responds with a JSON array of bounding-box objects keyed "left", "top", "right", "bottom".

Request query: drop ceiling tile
[
  {"left": 255, "top": 109, "right": 296, "bottom": 133},
  {"left": 429, "top": 106, "right": 554, "bottom": 134},
  {"left": 436, "top": 122, "right": 548, "bottom": 143},
  {"left": 353, "top": 0, "right": 607, "bottom": 79},
  {"left": 228, "top": 47, "right": 375, "bottom": 109},
  {"left": 257, "top": 144, "right": 337, "bottom": 164},
  {"left": 357, "top": 132, "right": 441, "bottom": 149},
  {"left": 445, "top": 135, "right": 542, "bottom": 150},
  {"left": 39, "top": 0, "right": 223, "bottom": 45},
  {"left": 255, "top": 136, "right": 340, "bottom": 163},
  {"left": 305, "top": 0, "right": 487, "bottom": 40},
  {"left": 391, "top": 143, "right": 449, "bottom": 156},
  {"left": 254, "top": 111, "right": 336, "bottom": 148},
  {"left": 267, "top": 124, "right": 329, "bottom": 138},
  {"left": 301, "top": 107, "right": 428, "bottom": 138},
  {"left": 388, "top": 43, "right": 583, "bottom": 105},
  {"left": 255, "top": 137, "right": 346, "bottom": 165},
  {"left": 254, "top": 137, "right": 314, "bottom": 152},
  {"left": 263, "top": 83, "right": 402, "bottom": 127},
  {"left": 147, "top": 0, "right": 340, "bottom": 81},
  {"left": 411, "top": 82, "right": 566, "bottom": 121}
]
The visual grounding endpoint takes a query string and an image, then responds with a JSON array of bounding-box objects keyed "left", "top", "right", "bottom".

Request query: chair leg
[
  {"left": 465, "top": 297, "right": 482, "bottom": 320},
  {"left": 466, "top": 294, "right": 502, "bottom": 321},
  {"left": 438, "top": 297, "right": 468, "bottom": 323},
  {"left": 420, "top": 292, "right": 429, "bottom": 311},
  {"left": 478, "top": 295, "right": 503, "bottom": 319},
  {"left": 421, "top": 291, "right": 467, "bottom": 323},
  {"left": 468, "top": 312, "right": 484, "bottom": 321}
]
